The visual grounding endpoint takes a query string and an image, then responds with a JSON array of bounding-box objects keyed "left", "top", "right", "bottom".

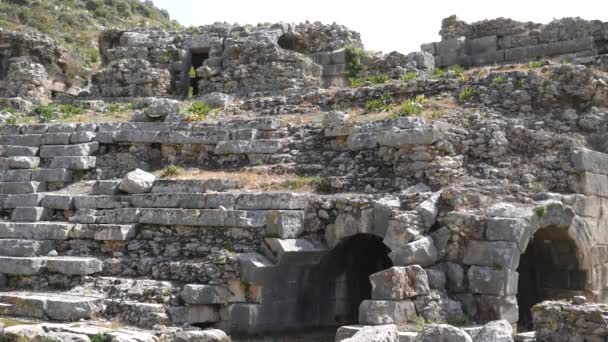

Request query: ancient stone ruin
[{"left": 0, "top": 13, "right": 606, "bottom": 342}]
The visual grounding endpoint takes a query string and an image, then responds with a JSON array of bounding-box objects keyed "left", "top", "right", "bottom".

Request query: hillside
[{"left": 0, "top": 0, "right": 180, "bottom": 69}]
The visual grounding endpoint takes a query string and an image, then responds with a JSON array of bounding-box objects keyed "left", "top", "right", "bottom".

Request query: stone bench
[
  {"left": 0, "top": 256, "right": 103, "bottom": 275},
  {"left": 0, "top": 292, "right": 103, "bottom": 321}
]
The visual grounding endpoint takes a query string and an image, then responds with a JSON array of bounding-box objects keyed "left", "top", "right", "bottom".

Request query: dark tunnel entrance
[
  {"left": 187, "top": 48, "right": 209, "bottom": 96},
  {"left": 517, "top": 227, "right": 587, "bottom": 331},
  {"left": 316, "top": 234, "right": 393, "bottom": 326}
]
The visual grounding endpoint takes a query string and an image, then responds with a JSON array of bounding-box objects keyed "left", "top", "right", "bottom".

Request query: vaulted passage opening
[
  {"left": 517, "top": 227, "right": 587, "bottom": 331},
  {"left": 187, "top": 48, "right": 209, "bottom": 96},
  {"left": 277, "top": 32, "right": 307, "bottom": 53},
  {"left": 316, "top": 234, "right": 393, "bottom": 326}
]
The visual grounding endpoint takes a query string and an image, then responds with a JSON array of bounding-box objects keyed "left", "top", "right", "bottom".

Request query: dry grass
[{"left": 153, "top": 168, "right": 320, "bottom": 192}]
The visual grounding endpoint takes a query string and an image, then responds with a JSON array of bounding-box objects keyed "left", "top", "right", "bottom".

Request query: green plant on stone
[
  {"left": 90, "top": 334, "right": 112, "bottom": 342},
  {"left": 160, "top": 165, "right": 181, "bottom": 178},
  {"left": 412, "top": 316, "right": 425, "bottom": 332},
  {"left": 107, "top": 103, "right": 122, "bottom": 114},
  {"left": 4, "top": 106, "right": 17, "bottom": 114},
  {"left": 432, "top": 68, "right": 447, "bottom": 78},
  {"left": 282, "top": 175, "right": 322, "bottom": 191},
  {"left": 186, "top": 101, "right": 218, "bottom": 121},
  {"left": 515, "top": 79, "right": 526, "bottom": 89},
  {"left": 394, "top": 98, "right": 424, "bottom": 117},
  {"left": 365, "top": 92, "right": 392, "bottom": 113},
  {"left": 529, "top": 60, "right": 544, "bottom": 69},
  {"left": 529, "top": 181, "right": 546, "bottom": 193},
  {"left": 458, "top": 86, "right": 476, "bottom": 101},
  {"left": 535, "top": 205, "right": 547, "bottom": 219},
  {"left": 402, "top": 71, "right": 417, "bottom": 81},
  {"left": 344, "top": 45, "right": 367, "bottom": 77},
  {"left": 493, "top": 74, "right": 505, "bottom": 84},
  {"left": 367, "top": 73, "right": 389, "bottom": 85},
  {"left": 33, "top": 104, "right": 57, "bottom": 123},
  {"left": 5, "top": 115, "right": 17, "bottom": 125},
  {"left": 452, "top": 65, "right": 464, "bottom": 77},
  {"left": 58, "top": 104, "right": 84, "bottom": 117}
]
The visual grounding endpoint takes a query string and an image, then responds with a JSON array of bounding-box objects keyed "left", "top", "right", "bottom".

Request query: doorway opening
[
  {"left": 517, "top": 227, "right": 587, "bottom": 331},
  {"left": 316, "top": 234, "right": 393, "bottom": 326},
  {"left": 187, "top": 48, "right": 209, "bottom": 96}
]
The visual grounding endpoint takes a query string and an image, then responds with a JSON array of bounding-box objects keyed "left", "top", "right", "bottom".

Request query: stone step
[
  {"left": 0, "top": 291, "right": 103, "bottom": 321},
  {"left": 0, "top": 181, "right": 45, "bottom": 194},
  {"left": 104, "top": 300, "right": 170, "bottom": 328},
  {"left": 138, "top": 208, "right": 266, "bottom": 228},
  {"left": 0, "top": 145, "right": 38, "bottom": 157},
  {"left": 214, "top": 139, "right": 286, "bottom": 155},
  {"left": 0, "top": 221, "right": 73, "bottom": 240},
  {"left": 39, "top": 142, "right": 99, "bottom": 158},
  {"left": 70, "top": 224, "right": 137, "bottom": 241},
  {"left": 11, "top": 207, "right": 51, "bottom": 222},
  {"left": 0, "top": 156, "right": 40, "bottom": 169},
  {"left": 0, "top": 169, "right": 73, "bottom": 182},
  {"left": 0, "top": 256, "right": 103, "bottom": 275},
  {"left": 150, "top": 179, "right": 241, "bottom": 193},
  {"left": 0, "top": 239, "right": 56, "bottom": 257},
  {"left": 264, "top": 238, "right": 327, "bottom": 265},
  {"left": 238, "top": 253, "right": 277, "bottom": 283},
  {"left": 49, "top": 156, "right": 96, "bottom": 170},
  {"left": 130, "top": 191, "right": 307, "bottom": 210}
]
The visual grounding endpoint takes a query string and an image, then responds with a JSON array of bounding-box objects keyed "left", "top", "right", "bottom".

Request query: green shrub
[
  {"left": 33, "top": 104, "right": 57, "bottom": 123},
  {"left": 394, "top": 98, "right": 424, "bottom": 117},
  {"left": 367, "top": 74, "right": 389, "bottom": 85},
  {"left": 58, "top": 104, "right": 84, "bottom": 117},
  {"left": 344, "top": 45, "right": 367, "bottom": 77},
  {"left": 160, "top": 165, "right": 181, "bottom": 178},
  {"left": 5, "top": 115, "right": 18, "bottom": 125},
  {"left": 432, "top": 68, "right": 447, "bottom": 78},
  {"left": 348, "top": 77, "right": 365, "bottom": 87},
  {"left": 458, "top": 86, "right": 476, "bottom": 101},
  {"left": 535, "top": 205, "right": 547, "bottom": 218},
  {"left": 529, "top": 61, "right": 545, "bottom": 69},
  {"left": 452, "top": 65, "right": 464, "bottom": 77},
  {"left": 107, "top": 103, "right": 122, "bottom": 113},
  {"left": 186, "top": 101, "right": 218, "bottom": 121},
  {"left": 402, "top": 71, "right": 417, "bottom": 81},
  {"left": 365, "top": 92, "right": 393, "bottom": 112},
  {"left": 90, "top": 334, "right": 112, "bottom": 342},
  {"left": 493, "top": 74, "right": 505, "bottom": 84},
  {"left": 4, "top": 107, "right": 17, "bottom": 114}
]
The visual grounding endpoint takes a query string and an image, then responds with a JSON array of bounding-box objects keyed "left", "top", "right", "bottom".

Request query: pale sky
[{"left": 151, "top": 0, "right": 608, "bottom": 54}]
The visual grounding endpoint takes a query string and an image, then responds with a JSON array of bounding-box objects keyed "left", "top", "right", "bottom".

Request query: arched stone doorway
[
  {"left": 315, "top": 234, "right": 393, "bottom": 326},
  {"left": 517, "top": 224, "right": 589, "bottom": 330},
  {"left": 277, "top": 32, "right": 307, "bottom": 53}
]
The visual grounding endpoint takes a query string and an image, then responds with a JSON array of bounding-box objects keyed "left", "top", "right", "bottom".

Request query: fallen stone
[
  {"left": 370, "top": 266, "right": 430, "bottom": 300},
  {"left": 359, "top": 300, "right": 417, "bottom": 325},
  {"left": 389, "top": 236, "right": 439, "bottom": 267},
  {"left": 119, "top": 169, "right": 156, "bottom": 194},
  {"left": 343, "top": 324, "right": 398, "bottom": 342},
  {"left": 415, "top": 324, "right": 472, "bottom": 342}
]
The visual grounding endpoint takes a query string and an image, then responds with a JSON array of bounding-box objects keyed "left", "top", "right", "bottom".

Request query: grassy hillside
[{"left": 0, "top": 0, "right": 180, "bottom": 69}]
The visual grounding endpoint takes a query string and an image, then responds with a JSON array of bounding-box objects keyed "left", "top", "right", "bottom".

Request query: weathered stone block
[
  {"left": 49, "top": 156, "right": 96, "bottom": 170},
  {"left": 4, "top": 194, "right": 44, "bottom": 208},
  {"left": 466, "top": 36, "right": 498, "bottom": 54},
  {"left": 214, "top": 140, "right": 285, "bottom": 154},
  {"left": 572, "top": 150, "right": 608, "bottom": 176},
  {"left": 119, "top": 168, "right": 156, "bottom": 194},
  {"left": 7, "top": 156, "right": 39, "bottom": 169},
  {"left": 0, "top": 134, "right": 41, "bottom": 147},
  {"left": 0, "top": 145, "right": 38, "bottom": 157},
  {"left": 235, "top": 192, "right": 308, "bottom": 210},
  {"left": 0, "top": 170, "right": 32, "bottom": 182},
  {"left": 574, "top": 172, "right": 608, "bottom": 197},
  {"left": 478, "top": 295, "right": 518, "bottom": 323},
  {"left": 31, "top": 168, "right": 72, "bottom": 182},
  {"left": 0, "top": 222, "right": 72, "bottom": 240},
  {"left": 485, "top": 217, "right": 529, "bottom": 251},
  {"left": 0, "top": 181, "right": 45, "bottom": 194},
  {"left": 436, "top": 37, "right": 466, "bottom": 55},
  {"left": 0, "top": 239, "right": 55, "bottom": 257},
  {"left": 0, "top": 256, "right": 44, "bottom": 275},
  {"left": 358, "top": 300, "right": 417, "bottom": 325},
  {"left": 46, "top": 257, "right": 103, "bottom": 275},
  {"left": 463, "top": 240, "right": 519, "bottom": 270},
  {"left": 70, "top": 131, "right": 96, "bottom": 143},
  {"left": 468, "top": 266, "right": 518, "bottom": 295},
  {"left": 40, "top": 142, "right": 99, "bottom": 157},
  {"left": 370, "top": 265, "right": 430, "bottom": 300},
  {"left": 377, "top": 128, "right": 440, "bottom": 147},
  {"left": 389, "top": 236, "right": 439, "bottom": 267},
  {"left": 41, "top": 133, "right": 71, "bottom": 145},
  {"left": 182, "top": 284, "right": 234, "bottom": 304},
  {"left": 331, "top": 48, "right": 347, "bottom": 64},
  {"left": 40, "top": 194, "right": 73, "bottom": 210},
  {"left": 11, "top": 207, "right": 50, "bottom": 222},
  {"left": 93, "top": 224, "right": 136, "bottom": 241},
  {"left": 265, "top": 210, "right": 305, "bottom": 238}
]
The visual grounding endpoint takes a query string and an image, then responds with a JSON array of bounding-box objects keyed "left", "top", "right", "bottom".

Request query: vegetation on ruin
[
  {"left": 365, "top": 92, "right": 393, "bottom": 112},
  {"left": 535, "top": 205, "right": 548, "bottom": 218},
  {"left": 458, "top": 86, "right": 476, "bottom": 101},
  {"left": 529, "top": 60, "right": 545, "bottom": 69},
  {"left": 344, "top": 45, "right": 368, "bottom": 77},
  {"left": 0, "top": 0, "right": 179, "bottom": 74},
  {"left": 160, "top": 165, "right": 182, "bottom": 178},
  {"left": 394, "top": 95, "right": 426, "bottom": 117},
  {"left": 185, "top": 101, "right": 219, "bottom": 121},
  {"left": 90, "top": 334, "right": 112, "bottom": 342},
  {"left": 349, "top": 73, "right": 390, "bottom": 87},
  {"left": 402, "top": 71, "right": 418, "bottom": 81}
]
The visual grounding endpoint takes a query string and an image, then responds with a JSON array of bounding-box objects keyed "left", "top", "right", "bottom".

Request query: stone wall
[
  {"left": 93, "top": 22, "right": 361, "bottom": 98},
  {"left": 532, "top": 300, "right": 608, "bottom": 342},
  {"left": 423, "top": 15, "right": 608, "bottom": 67}
]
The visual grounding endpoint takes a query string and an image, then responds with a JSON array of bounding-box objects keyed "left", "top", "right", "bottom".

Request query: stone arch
[
  {"left": 315, "top": 233, "right": 393, "bottom": 326},
  {"left": 515, "top": 201, "right": 594, "bottom": 330},
  {"left": 277, "top": 32, "right": 308, "bottom": 53}
]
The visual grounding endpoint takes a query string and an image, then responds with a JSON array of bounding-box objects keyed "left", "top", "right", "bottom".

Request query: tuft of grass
[
  {"left": 160, "top": 165, "right": 181, "bottom": 178},
  {"left": 33, "top": 104, "right": 57, "bottom": 123},
  {"left": 185, "top": 101, "right": 218, "bottom": 121},
  {"left": 529, "top": 181, "right": 546, "bottom": 193},
  {"left": 529, "top": 60, "right": 545, "bottom": 69},
  {"left": 5, "top": 115, "right": 18, "bottom": 125},
  {"left": 458, "top": 86, "right": 476, "bottom": 101},
  {"left": 4, "top": 106, "right": 17, "bottom": 114},
  {"left": 349, "top": 74, "right": 390, "bottom": 87},
  {"left": 58, "top": 104, "right": 84, "bottom": 117},
  {"left": 365, "top": 92, "right": 392, "bottom": 113},
  {"left": 281, "top": 176, "right": 322, "bottom": 191},
  {"left": 493, "top": 74, "right": 505, "bottom": 84},
  {"left": 393, "top": 96, "right": 426, "bottom": 117},
  {"left": 90, "top": 334, "right": 112, "bottom": 342},
  {"left": 535, "top": 205, "right": 547, "bottom": 218},
  {"left": 402, "top": 71, "right": 417, "bottom": 81},
  {"left": 412, "top": 316, "right": 425, "bottom": 332},
  {"left": 107, "top": 103, "right": 123, "bottom": 113},
  {"left": 515, "top": 79, "right": 526, "bottom": 89},
  {"left": 452, "top": 65, "right": 464, "bottom": 77},
  {"left": 432, "top": 68, "right": 448, "bottom": 78}
]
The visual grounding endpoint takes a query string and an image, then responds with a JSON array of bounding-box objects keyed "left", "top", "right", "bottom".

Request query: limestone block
[
  {"left": 47, "top": 124, "right": 76, "bottom": 133},
  {"left": 214, "top": 139, "right": 285, "bottom": 154},
  {"left": 40, "top": 194, "right": 73, "bottom": 210},
  {"left": 45, "top": 295, "right": 102, "bottom": 320},
  {"left": 265, "top": 238, "right": 326, "bottom": 265},
  {"left": 151, "top": 179, "right": 239, "bottom": 193},
  {"left": 0, "top": 181, "right": 45, "bottom": 194},
  {"left": 73, "top": 195, "right": 127, "bottom": 209},
  {"left": 466, "top": 36, "right": 498, "bottom": 54},
  {"left": 187, "top": 305, "right": 220, "bottom": 324},
  {"left": 45, "top": 257, "right": 103, "bottom": 275},
  {"left": 475, "top": 320, "right": 513, "bottom": 342},
  {"left": 346, "top": 133, "right": 378, "bottom": 150},
  {"left": 235, "top": 192, "right": 308, "bottom": 210},
  {"left": 7, "top": 156, "right": 39, "bottom": 169},
  {"left": 323, "top": 64, "right": 346, "bottom": 76},
  {"left": 143, "top": 97, "right": 180, "bottom": 118},
  {"left": 4, "top": 194, "right": 44, "bottom": 208},
  {"left": 389, "top": 236, "right": 439, "bottom": 267},
  {"left": 425, "top": 268, "right": 447, "bottom": 290},
  {"left": 41, "top": 133, "right": 71, "bottom": 145},
  {"left": 49, "top": 156, "right": 96, "bottom": 170},
  {"left": 572, "top": 150, "right": 608, "bottom": 176},
  {"left": 0, "top": 222, "right": 72, "bottom": 240},
  {"left": 39, "top": 142, "right": 99, "bottom": 157},
  {"left": 0, "top": 134, "right": 42, "bottom": 147},
  {"left": 376, "top": 128, "right": 440, "bottom": 147},
  {"left": 161, "top": 330, "right": 229, "bottom": 342},
  {"left": 343, "top": 325, "right": 399, "bottom": 342},
  {"left": 416, "top": 192, "right": 441, "bottom": 229},
  {"left": 335, "top": 325, "right": 362, "bottom": 341},
  {"left": 421, "top": 42, "right": 436, "bottom": 55},
  {"left": 31, "top": 168, "right": 72, "bottom": 182},
  {"left": 0, "top": 293, "right": 46, "bottom": 317},
  {"left": 119, "top": 168, "right": 156, "bottom": 194},
  {"left": 326, "top": 209, "right": 374, "bottom": 247},
  {"left": 70, "top": 131, "right": 96, "bottom": 143},
  {"left": 310, "top": 51, "right": 331, "bottom": 65},
  {"left": 435, "top": 37, "right": 466, "bottom": 55},
  {"left": 0, "top": 169, "right": 32, "bottom": 182},
  {"left": 0, "top": 239, "right": 55, "bottom": 257},
  {"left": 93, "top": 180, "right": 122, "bottom": 195},
  {"left": 182, "top": 284, "right": 234, "bottom": 304},
  {"left": 467, "top": 266, "right": 518, "bottom": 296},
  {"left": 265, "top": 210, "right": 305, "bottom": 238},
  {"left": 370, "top": 265, "right": 430, "bottom": 300},
  {"left": 93, "top": 224, "right": 136, "bottom": 241},
  {"left": 470, "top": 50, "right": 505, "bottom": 65},
  {"left": 359, "top": 300, "right": 417, "bottom": 325},
  {"left": 12, "top": 207, "right": 50, "bottom": 222},
  {"left": 485, "top": 217, "right": 529, "bottom": 251},
  {"left": 130, "top": 193, "right": 184, "bottom": 208},
  {"left": 463, "top": 241, "right": 519, "bottom": 270},
  {"left": 416, "top": 324, "right": 472, "bottom": 342},
  {"left": 0, "top": 145, "right": 38, "bottom": 157},
  {"left": 325, "top": 122, "right": 354, "bottom": 137},
  {"left": 0, "top": 256, "right": 44, "bottom": 275},
  {"left": 331, "top": 48, "right": 347, "bottom": 64},
  {"left": 478, "top": 295, "right": 518, "bottom": 323}
]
